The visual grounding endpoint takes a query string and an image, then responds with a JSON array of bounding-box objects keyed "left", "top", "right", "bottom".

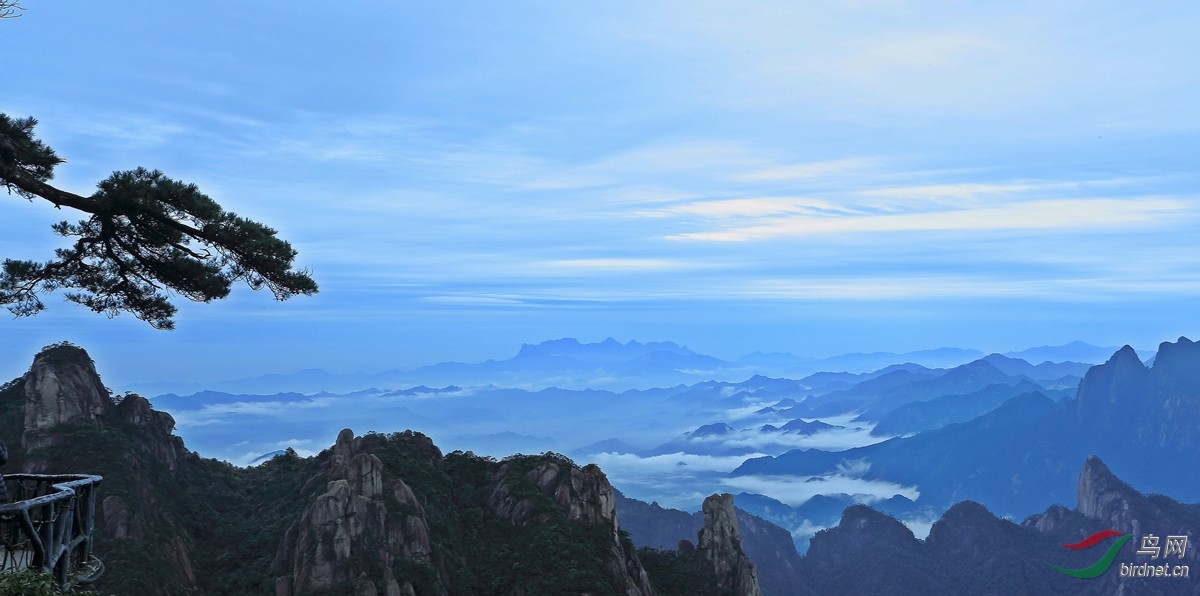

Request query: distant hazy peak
[
  {"left": 946, "top": 358, "right": 1005, "bottom": 376},
  {"left": 515, "top": 337, "right": 693, "bottom": 359},
  {"left": 690, "top": 422, "right": 736, "bottom": 437},
  {"left": 1004, "top": 340, "right": 1122, "bottom": 364},
  {"left": 1109, "top": 344, "right": 1144, "bottom": 364}
]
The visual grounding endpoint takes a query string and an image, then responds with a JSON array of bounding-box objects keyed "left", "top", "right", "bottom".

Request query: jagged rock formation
[
  {"left": 14, "top": 343, "right": 185, "bottom": 472},
  {"left": 20, "top": 343, "right": 111, "bottom": 452},
  {"left": 491, "top": 459, "right": 654, "bottom": 595},
  {"left": 269, "top": 428, "right": 656, "bottom": 595},
  {"left": 697, "top": 494, "right": 763, "bottom": 596},
  {"left": 0, "top": 343, "right": 202, "bottom": 593},
  {"left": 274, "top": 428, "right": 430, "bottom": 596},
  {"left": 1077, "top": 339, "right": 1200, "bottom": 453},
  {"left": 1073, "top": 345, "right": 1152, "bottom": 430},
  {"left": 1027, "top": 455, "right": 1200, "bottom": 585}
]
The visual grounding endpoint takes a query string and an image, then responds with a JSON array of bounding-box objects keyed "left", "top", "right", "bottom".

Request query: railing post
[{"left": 83, "top": 481, "right": 95, "bottom": 561}]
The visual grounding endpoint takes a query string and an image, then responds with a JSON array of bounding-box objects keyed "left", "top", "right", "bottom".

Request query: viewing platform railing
[{"left": 0, "top": 474, "right": 104, "bottom": 590}]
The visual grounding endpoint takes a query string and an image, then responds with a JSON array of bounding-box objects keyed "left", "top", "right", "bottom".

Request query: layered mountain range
[
  {"left": 734, "top": 338, "right": 1200, "bottom": 519},
  {"left": 126, "top": 337, "right": 1137, "bottom": 396},
  {"left": 2, "top": 336, "right": 1198, "bottom": 594},
  {"left": 142, "top": 337, "right": 1187, "bottom": 558}
]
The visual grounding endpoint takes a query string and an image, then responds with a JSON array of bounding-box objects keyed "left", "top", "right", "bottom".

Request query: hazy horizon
[{"left": 0, "top": 333, "right": 1167, "bottom": 390}]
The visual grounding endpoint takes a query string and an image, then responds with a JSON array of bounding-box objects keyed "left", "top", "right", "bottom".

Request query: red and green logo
[{"left": 1046, "top": 530, "right": 1131, "bottom": 579}]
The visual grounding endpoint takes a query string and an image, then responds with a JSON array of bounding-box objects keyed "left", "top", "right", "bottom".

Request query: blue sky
[{"left": 2, "top": 2, "right": 1199, "bottom": 388}]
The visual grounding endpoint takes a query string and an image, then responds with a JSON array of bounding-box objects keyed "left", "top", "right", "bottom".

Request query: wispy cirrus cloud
[
  {"left": 668, "top": 197, "right": 1193, "bottom": 242},
  {"left": 734, "top": 157, "right": 880, "bottom": 183},
  {"left": 733, "top": 273, "right": 1200, "bottom": 302},
  {"left": 636, "top": 197, "right": 855, "bottom": 220}
]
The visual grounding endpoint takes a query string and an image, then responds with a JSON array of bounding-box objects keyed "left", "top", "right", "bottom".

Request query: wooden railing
[{"left": 0, "top": 474, "right": 103, "bottom": 590}]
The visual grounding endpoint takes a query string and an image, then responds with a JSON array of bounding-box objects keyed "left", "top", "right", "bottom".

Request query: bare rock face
[
  {"left": 487, "top": 459, "right": 655, "bottom": 595},
  {"left": 697, "top": 493, "right": 763, "bottom": 596},
  {"left": 1023, "top": 503, "right": 1075, "bottom": 534},
  {"left": 488, "top": 460, "right": 620, "bottom": 527},
  {"left": 101, "top": 495, "right": 139, "bottom": 540},
  {"left": 1077, "top": 455, "right": 1132, "bottom": 524},
  {"left": 21, "top": 343, "right": 110, "bottom": 452},
  {"left": 274, "top": 429, "right": 431, "bottom": 596},
  {"left": 1075, "top": 455, "right": 1188, "bottom": 556},
  {"left": 113, "top": 394, "right": 186, "bottom": 470},
  {"left": 11, "top": 343, "right": 204, "bottom": 592}
]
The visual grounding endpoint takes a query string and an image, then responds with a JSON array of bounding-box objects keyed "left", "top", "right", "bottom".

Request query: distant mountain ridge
[
  {"left": 127, "top": 337, "right": 1129, "bottom": 396},
  {"left": 516, "top": 337, "right": 696, "bottom": 361}
]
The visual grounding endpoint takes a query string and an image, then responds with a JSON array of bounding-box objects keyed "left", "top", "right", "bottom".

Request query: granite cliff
[
  {"left": 696, "top": 493, "right": 763, "bottom": 596},
  {"left": 272, "top": 427, "right": 656, "bottom": 595}
]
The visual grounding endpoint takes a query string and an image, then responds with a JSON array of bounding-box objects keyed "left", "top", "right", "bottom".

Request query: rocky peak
[
  {"left": 1023, "top": 455, "right": 1200, "bottom": 582},
  {"left": 1151, "top": 335, "right": 1200, "bottom": 375},
  {"left": 1077, "top": 456, "right": 1129, "bottom": 519},
  {"left": 488, "top": 458, "right": 620, "bottom": 528},
  {"left": 690, "top": 422, "right": 735, "bottom": 437},
  {"left": 1071, "top": 337, "right": 1200, "bottom": 459},
  {"left": 18, "top": 343, "right": 185, "bottom": 471},
  {"left": 950, "top": 358, "right": 1005, "bottom": 378},
  {"left": 1074, "top": 454, "right": 1167, "bottom": 540},
  {"left": 1149, "top": 340, "right": 1200, "bottom": 455},
  {"left": 697, "top": 493, "right": 763, "bottom": 596},
  {"left": 112, "top": 393, "right": 186, "bottom": 471},
  {"left": 274, "top": 428, "right": 430, "bottom": 596},
  {"left": 1073, "top": 344, "right": 1150, "bottom": 427},
  {"left": 21, "top": 342, "right": 110, "bottom": 451},
  {"left": 1073, "top": 455, "right": 1196, "bottom": 569},
  {"left": 487, "top": 457, "right": 655, "bottom": 595}
]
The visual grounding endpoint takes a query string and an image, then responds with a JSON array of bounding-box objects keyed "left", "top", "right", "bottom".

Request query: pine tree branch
[{"left": 1, "top": 114, "right": 318, "bottom": 328}]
